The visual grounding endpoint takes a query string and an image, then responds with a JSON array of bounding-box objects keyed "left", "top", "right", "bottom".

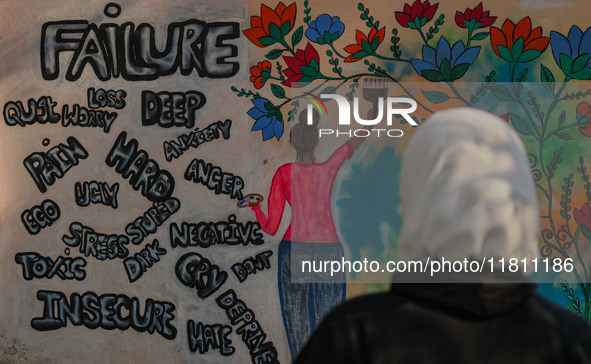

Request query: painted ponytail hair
[{"left": 291, "top": 109, "right": 320, "bottom": 162}]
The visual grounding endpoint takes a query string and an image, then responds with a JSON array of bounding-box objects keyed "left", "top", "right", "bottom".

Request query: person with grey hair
[{"left": 294, "top": 107, "right": 591, "bottom": 364}]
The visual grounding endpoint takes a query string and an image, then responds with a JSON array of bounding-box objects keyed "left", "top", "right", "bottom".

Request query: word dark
[
  {"left": 24, "top": 136, "right": 88, "bottom": 193},
  {"left": 41, "top": 17, "right": 239, "bottom": 81},
  {"left": 170, "top": 214, "right": 263, "bottom": 248},
  {"left": 88, "top": 87, "right": 126, "bottom": 109},
  {"left": 4, "top": 96, "right": 59, "bottom": 126},
  {"left": 142, "top": 90, "right": 206, "bottom": 128},
  {"left": 164, "top": 119, "right": 232, "bottom": 161},
  {"left": 75, "top": 181, "right": 119, "bottom": 208},
  {"left": 175, "top": 252, "right": 227, "bottom": 299},
  {"left": 21, "top": 199, "right": 60, "bottom": 235},
  {"left": 61, "top": 104, "right": 117, "bottom": 133},
  {"left": 15, "top": 252, "right": 86, "bottom": 281},
  {"left": 62, "top": 222, "right": 129, "bottom": 260},
  {"left": 232, "top": 250, "right": 273, "bottom": 283},
  {"left": 123, "top": 239, "right": 166, "bottom": 283},
  {"left": 31, "top": 290, "right": 177, "bottom": 340},
  {"left": 184, "top": 159, "right": 244, "bottom": 200},
  {"left": 216, "top": 290, "right": 278, "bottom": 364},
  {"left": 187, "top": 320, "right": 234, "bottom": 356},
  {"left": 106, "top": 131, "right": 175, "bottom": 202},
  {"left": 126, "top": 197, "right": 180, "bottom": 245}
]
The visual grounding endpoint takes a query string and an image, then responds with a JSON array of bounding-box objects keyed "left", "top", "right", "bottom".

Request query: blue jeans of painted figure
[{"left": 278, "top": 240, "right": 346, "bottom": 361}]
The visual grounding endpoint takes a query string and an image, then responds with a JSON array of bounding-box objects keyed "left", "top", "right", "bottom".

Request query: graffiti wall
[{"left": 1, "top": 0, "right": 590, "bottom": 362}]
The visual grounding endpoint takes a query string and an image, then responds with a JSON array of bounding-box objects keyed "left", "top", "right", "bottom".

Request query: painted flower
[
  {"left": 343, "top": 27, "right": 386, "bottom": 62},
  {"left": 250, "top": 61, "right": 272, "bottom": 89},
  {"left": 455, "top": 3, "right": 496, "bottom": 30},
  {"left": 395, "top": 0, "right": 438, "bottom": 29},
  {"left": 490, "top": 17, "right": 550, "bottom": 63},
  {"left": 576, "top": 102, "right": 591, "bottom": 137},
  {"left": 282, "top": 43, "right": 321, "bottom": 87},
  {"left": 411, "top": 36, "right": 480, "bottom": 82},
  {"left": 574, "top": 202, "right": 591, "bottom": 240},
  {"left": 247, "top": 98, "right": 284, "bottom": 141},
  {"left": 305, "top": 14, "right": 345, "bottom": 45},
  {"left": 243, "top": 2, "right": 297, "bottom": 47},
  {"left": 550, "top": 25, "right": 591, "bottom": 80}
]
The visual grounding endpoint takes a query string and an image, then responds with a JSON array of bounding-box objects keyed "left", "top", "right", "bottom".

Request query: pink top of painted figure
[{"left": 252, "top": 142, "right": 354, "bottom": 243}]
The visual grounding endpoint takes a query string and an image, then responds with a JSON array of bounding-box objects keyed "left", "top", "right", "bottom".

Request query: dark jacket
[{"left": 295, "top": 280, "right": 591, "bottom": 363}]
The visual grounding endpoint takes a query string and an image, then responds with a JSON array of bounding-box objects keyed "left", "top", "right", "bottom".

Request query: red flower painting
[{"left": 243, "top": 2, "right": 297, "bottom": 47}]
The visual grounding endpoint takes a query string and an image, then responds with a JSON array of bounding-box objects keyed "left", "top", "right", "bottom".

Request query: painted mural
[{"left": 0, "top": 0, "right": 590, "bottom": 363}]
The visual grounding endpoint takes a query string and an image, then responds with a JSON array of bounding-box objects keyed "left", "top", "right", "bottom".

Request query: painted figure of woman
[{"left": 248, "top": 79, "right": 387, "bottom": 360}]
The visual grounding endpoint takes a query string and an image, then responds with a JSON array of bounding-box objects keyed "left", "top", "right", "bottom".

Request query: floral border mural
[{"left": 233, "top": 0, "right": 591, "bottom": 320}]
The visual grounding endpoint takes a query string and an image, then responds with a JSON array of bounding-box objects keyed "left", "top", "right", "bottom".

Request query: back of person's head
[
  {"left": 398, "top": 108, "right": 539, "bottom": 268},
  {"left": 291, "top": 109, "right": 320, "bottom": 158}
]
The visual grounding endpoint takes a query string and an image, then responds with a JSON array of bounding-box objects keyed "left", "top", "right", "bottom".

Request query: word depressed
[{"left": 216, "top": 290, "right": 278, "bottom": 364}]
